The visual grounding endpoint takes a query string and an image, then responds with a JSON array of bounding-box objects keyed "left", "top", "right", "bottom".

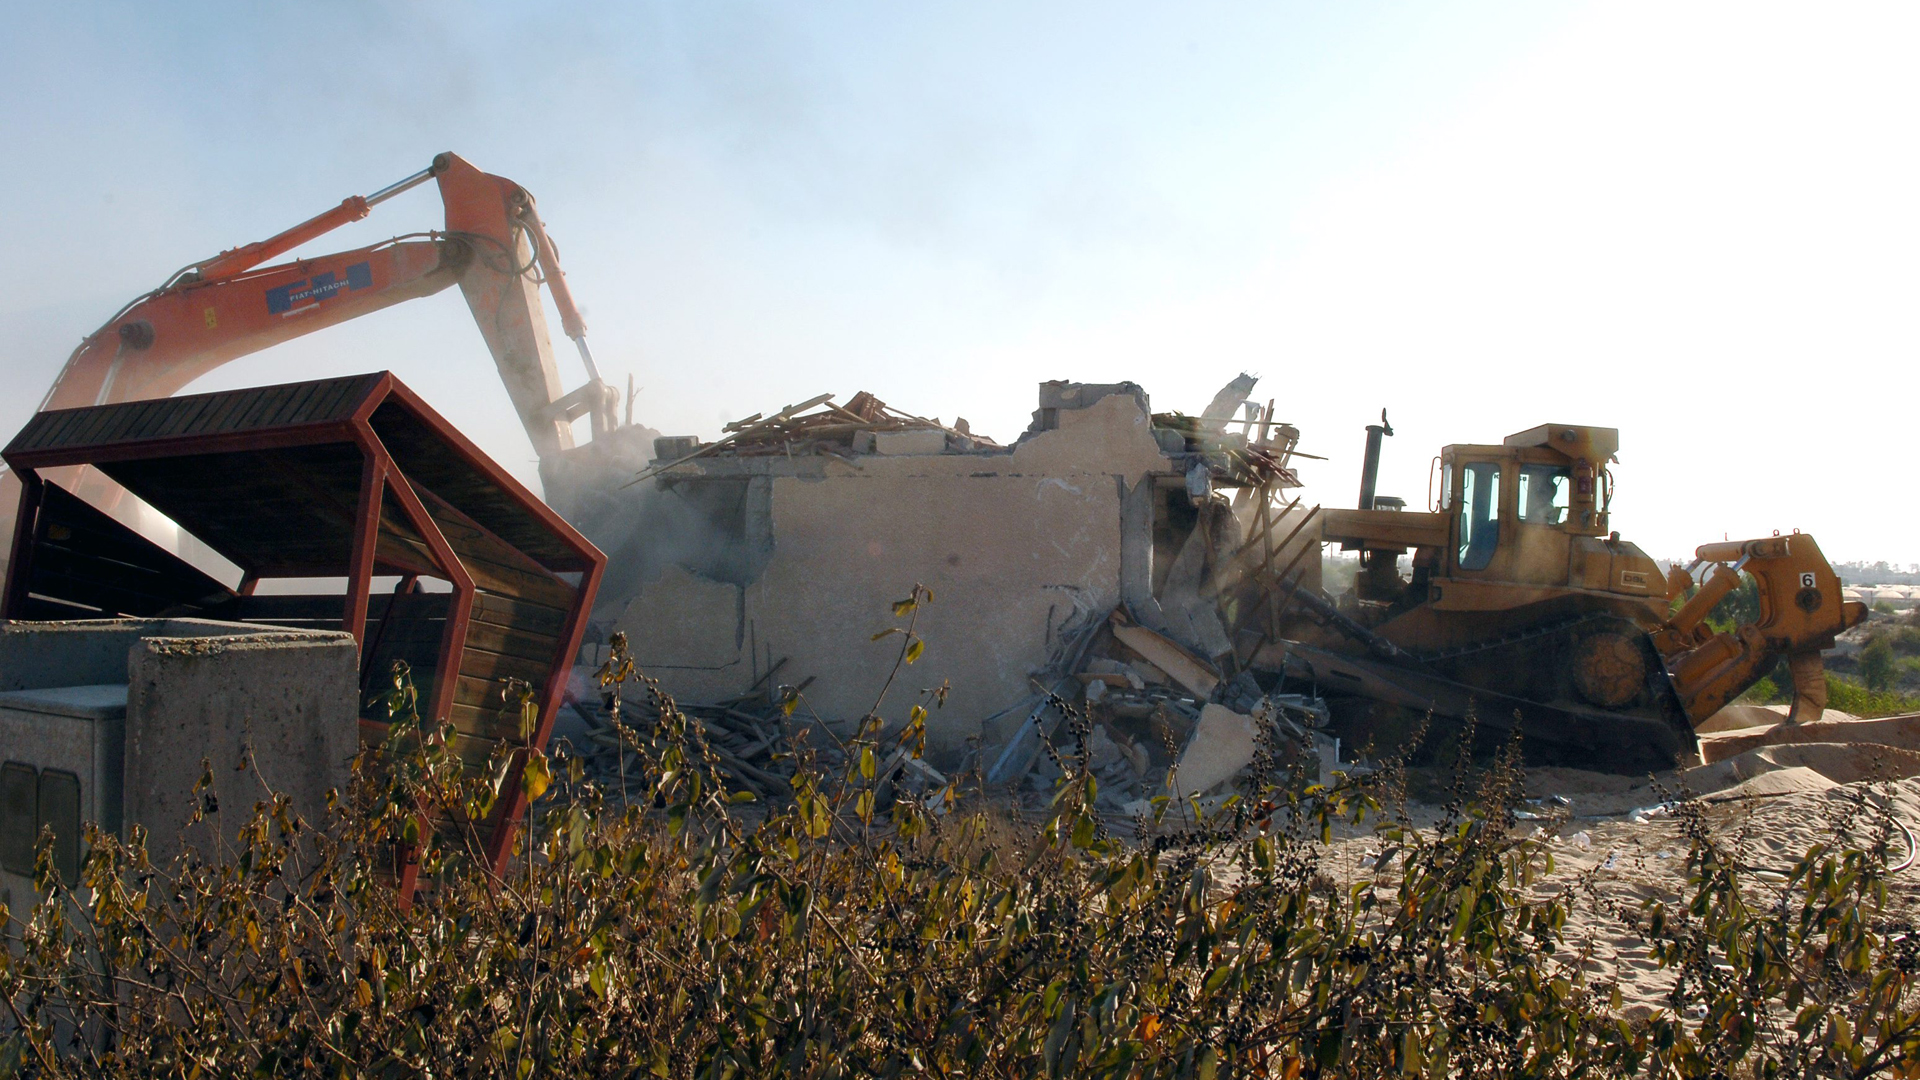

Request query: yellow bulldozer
[{"left": 1265, "top": 419, "right": 1865, "bottom": 771}]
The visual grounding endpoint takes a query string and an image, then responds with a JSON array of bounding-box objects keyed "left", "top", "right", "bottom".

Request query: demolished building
[{"left": 557, "top": 376, "right": 1314, "bottom": 765}]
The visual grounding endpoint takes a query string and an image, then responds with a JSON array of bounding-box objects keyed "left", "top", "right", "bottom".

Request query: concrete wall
[
  {"left": 0, "top": 619, "right": 357, "bottom": 870},
  {"left": 125, "top": 631, "right": 358, "bottom": 865}
]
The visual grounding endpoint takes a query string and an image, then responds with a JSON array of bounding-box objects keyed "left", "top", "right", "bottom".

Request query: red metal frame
[
  {"left": 2, "top": 472, "right": 42, "bottom": 617},
  {"left": 376, "top": 461, "right": 477, "bottom": 724},
  {"left": 341, "top": 451, "right": 388, "bottom": 650},
  {"left": 481, "top": 554, "right": 603, "bottom": 872},
  {"left": 375, "top": 376, "right": 601, "bottom": 571},
  {"left": 1, "top": 371, "right": 607, "bottom": 897}
]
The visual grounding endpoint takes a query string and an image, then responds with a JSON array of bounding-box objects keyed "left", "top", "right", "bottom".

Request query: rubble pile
[
  {"left": 568, "top": 681, "right": 822, "bottom": 801},
  {"left": 564, "top": 668, "right": 957, "bottom": 810},
  {"left": 987, "top": 607, "right": 1335, "bottom": 816}
]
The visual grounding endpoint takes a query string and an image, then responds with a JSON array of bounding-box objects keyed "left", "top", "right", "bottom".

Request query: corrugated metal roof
[{"left": 3, "top": 373, "right": 382, "bottom": 457}]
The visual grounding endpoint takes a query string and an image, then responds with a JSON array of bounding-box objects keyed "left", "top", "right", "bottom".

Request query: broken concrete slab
[
  {"left": 872, "top": 429, "right": 948, "bottom": 455},
  {"left": 1201, "top": 373, "right": 1259, "bottom": 423},
  {"left": 1087, "top": 724, "right": 1123, "bottom": 771},
  {"left": 1172, "top": 703, "right": 1260, "bottom": 798}
]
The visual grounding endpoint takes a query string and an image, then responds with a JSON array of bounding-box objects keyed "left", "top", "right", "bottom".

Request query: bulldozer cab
[
  {"left": 1438, "top": 425, "right": 1614, "bottom": 587},
  {"left": 1323, "top": 421, "right": 1668, "bottom": 611}
]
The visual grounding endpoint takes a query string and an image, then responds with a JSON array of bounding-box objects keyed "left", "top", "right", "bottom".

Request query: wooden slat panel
[
  {"left": 226, "top": 384, "right": 284, "bottom": 432},
  {"left": 367, "top": 402, "right": 580, "bottom": 568},
  {"left": 410, "top": 488, "right": 577, "bottom": 609},
  {"left": 23, "top": 484, "right": 233, "bottom": 617},
  {"left": 68, "top": 400, "right": 124, "bottom": 446},
  {"left": 231, "top": 595, "right": 359, "bottom": 621},
  {"left": 462, "top": 559, "right": 575, "bottom": 609},
  {"left": 457, "top": 645, "right": 551, "bottom": 686},
  {"left": 470, "top": 590, "right": 569, "bottom": 635},
  {"left": 4, "top": 374, "right": 382, "bottom": 456},
  {"left": 364, "top": 622, "right": 448, "bottom": 647},
  {"left": 449, "top": 702, "right": 529, "bottom": 743},
  {"left": 196, "top": 390, "right": 249, "bottom": 438},
  {"left": 462, "top": 621, "right": 558, "bottom": 663},
  {"left": 446, "top": 732, "right": 511, "bottom": 769},
  {"left": 454, "top": 674, "right": 512, "bottom": 710},
  {"left": 155, "top": 393, "right": 211, "bottom": 438},
  {"left": 267, "top": 380, "right": 321, "bottom": 428}
]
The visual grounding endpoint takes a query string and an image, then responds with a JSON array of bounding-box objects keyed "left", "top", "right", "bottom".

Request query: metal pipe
[
  {"left": 1669, "top": 564, "right": 1741, "bottom": 636},
  {"left": 365, "top": 165, "right": 438, "bottom": 207},
  {"left": 573, "top": 337, "right": 603, "bottom": 384}
]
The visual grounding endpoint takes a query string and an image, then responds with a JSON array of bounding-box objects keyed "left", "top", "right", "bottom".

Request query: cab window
[
  {"left": 1517, "top": 465, "right": 1571, "bottom": 526},
  {"left": 1457, "top": 462, "right": 1501, "bottom": 571}
]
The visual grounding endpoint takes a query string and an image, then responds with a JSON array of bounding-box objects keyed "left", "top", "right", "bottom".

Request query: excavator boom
[{"left": 3, "top": 153, "right": 619, "bottom": 566}]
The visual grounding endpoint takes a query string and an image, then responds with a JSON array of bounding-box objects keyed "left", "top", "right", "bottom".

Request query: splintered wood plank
[{"left": 1108, "top": 613, "right": 1220, "bottom": 698}]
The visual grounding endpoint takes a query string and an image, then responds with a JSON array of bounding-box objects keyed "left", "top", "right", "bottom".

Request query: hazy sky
[{"left": 2, "top": 1, "right": 1913, "bottom": 564}]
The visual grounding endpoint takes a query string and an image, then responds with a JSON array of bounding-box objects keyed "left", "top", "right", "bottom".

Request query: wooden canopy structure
[{"left": 1, "top": 372, "right": 605, "bottom": 883}]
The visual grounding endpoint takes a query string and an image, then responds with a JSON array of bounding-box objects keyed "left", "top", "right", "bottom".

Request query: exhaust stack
[{"left": 1356, "top": 408, "right": 1393, "bottom": 510}]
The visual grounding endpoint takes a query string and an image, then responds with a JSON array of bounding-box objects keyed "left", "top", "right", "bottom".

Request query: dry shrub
[{"left": 2, "top": 589, "right": 1917, "bottom": 1077}]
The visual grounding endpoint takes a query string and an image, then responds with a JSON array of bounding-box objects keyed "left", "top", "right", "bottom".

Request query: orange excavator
[{"left": 0, "top": 152, "right": 622, "bottom": 565}]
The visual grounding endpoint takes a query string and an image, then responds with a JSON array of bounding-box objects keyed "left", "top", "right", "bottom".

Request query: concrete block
[
  {"left": 0, "top": 618, "right": 315, "bottom": 692},
  {"left": 0, "top": 620, "right": 151, "bottom": 691},
  {"left": 872, "top": 429, "right": 948, "bottom": 455},
  {"left": 1037, "top": 381, "right": 1149, "bottom": 415},
  {"left": 653, "top": 435, "right": 702, "bottom": 462},
  {"left": 0, "top": 619, "right": 359, "bottom": 889}
]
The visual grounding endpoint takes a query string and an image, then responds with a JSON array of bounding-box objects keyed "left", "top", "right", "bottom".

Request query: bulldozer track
[{"left": 1408, "top": 612, "right": 1623, "bottom": 665}]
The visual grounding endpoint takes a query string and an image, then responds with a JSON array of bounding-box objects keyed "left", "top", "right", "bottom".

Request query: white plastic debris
[{"left": 1628, "top": 802, "right": 1676, "bottom": 825}]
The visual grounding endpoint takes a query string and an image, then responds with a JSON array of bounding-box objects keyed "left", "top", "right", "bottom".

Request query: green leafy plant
[
  {"left": 1861, "top": 639, "right": 1897, "bottom": 693},
  {"left": 1827, "top": 674, "right": 1920, "bottom": 720}
]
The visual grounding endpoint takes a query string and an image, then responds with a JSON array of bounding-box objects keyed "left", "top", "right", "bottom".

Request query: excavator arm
[
  {"left": 41, "top": 151, "right": 617, "bottom": 453},
  {"left": 6, "top": 152, "right": 617, "bottom": 545},
  {"left": 1652, "top": 533, "right": 1868, "bottom": 725}
]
